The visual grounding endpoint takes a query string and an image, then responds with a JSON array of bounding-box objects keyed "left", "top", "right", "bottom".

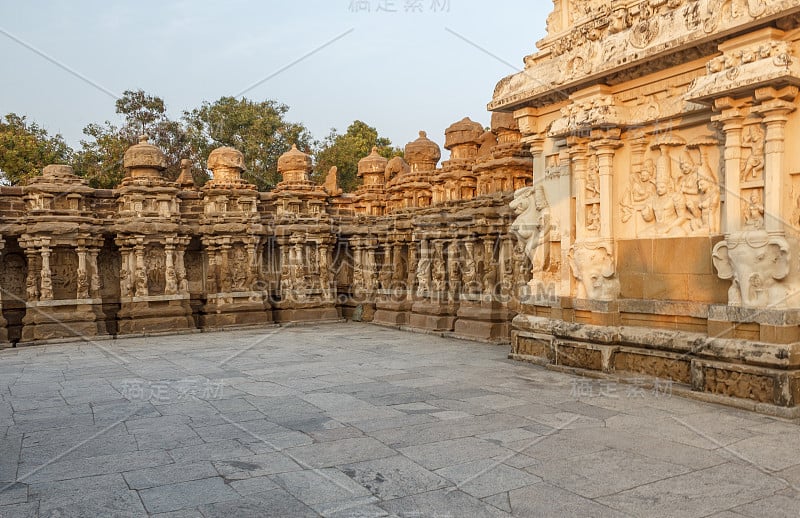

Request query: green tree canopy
[
  {"left": 76, "top": 90, "right": 194, "bottom": 189},
  {"left": 0, "top": 113, "right": 73, "bottom": 185},
  {"left": 313, "top": 120, "right": 402, "bottom": 193},
  {"left": 184, "top": 97, "right": 311, "bottom": 191}
]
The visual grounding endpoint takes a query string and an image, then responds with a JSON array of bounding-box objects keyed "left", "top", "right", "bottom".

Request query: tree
[
  {"left": 313, "top": 121, "right": 402, "bottom": 193},
  {"left": 76, "top": 90, "right": 195, "bottom": 189},
  {"left": 0, "top": 113, "right": 73, "bottom": 185},
  {"left": 183, "top": 97, "right": 312, "bottom": 191}
]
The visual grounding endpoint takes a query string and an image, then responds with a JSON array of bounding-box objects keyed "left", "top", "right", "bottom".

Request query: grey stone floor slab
[{"left": 0, "top": 323, "right": 798, "bottom": 517}]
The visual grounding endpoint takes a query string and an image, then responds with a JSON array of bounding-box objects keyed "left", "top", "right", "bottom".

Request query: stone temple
[{"left": 3, "top": 0, "right": 800, "bottom": 416}]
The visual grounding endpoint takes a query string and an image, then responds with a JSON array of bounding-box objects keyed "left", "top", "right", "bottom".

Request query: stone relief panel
[
  {"left": 145, "top": 246, "right": 166, "bottom": 296},
  {"left": 50, "top": 248, "right": 78, "bottom": 300},
  {"left": 619, "top": 133, "right": 722, "bottom": 237},
  {"left": 1, "top": 253, "right": 27, "bottom": 304},
  {"left": 231, "top": 245, "right": 249, "bottom": 292},
  {"left": 510, "top": 186, "right": 552, "bottom": 278}
]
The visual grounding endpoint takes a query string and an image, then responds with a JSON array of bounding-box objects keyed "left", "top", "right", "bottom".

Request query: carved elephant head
[
  {"left": 569, "top": 244, "right": 619, "bottom": 300},
  {"left": 712, "top": 233, "right": 792, "bottom": 308}
]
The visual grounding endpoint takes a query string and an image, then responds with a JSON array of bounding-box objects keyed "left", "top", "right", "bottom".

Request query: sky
[{"left": 0, "top": 1, "right": 548, "bottom": 152}]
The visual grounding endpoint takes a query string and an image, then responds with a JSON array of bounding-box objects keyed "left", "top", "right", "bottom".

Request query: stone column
[
  {"left": 713, "top": 97, "right": 750, "bottom": 234},
  {"left": 164, "top": 243, "right": 177, "bottom": 295},
  {"left": 568, "top": 137, "right": 590, "bottom": 240},
  {"left": 482, "top": 236, "right": 496, "bottom": 297},
  {"left": 89, "top": 248, "right": 101, "bottom": 298},
  {"left": 591, "top": 129, "right": 623, "bottom": 241},
  {"left": 365, "top": 246, "right": 378, "bottom": 293},
  {"left": 76, "top": 247, "right": 89, "bottom": 299},
  {"left": 416, "top": 239, "right": 430, "bottom": 298},
  {"left": 205, "top": 244, "right": 218, "bottom": 294},
  {"left": 319, "top": 243, "right": 332, "bottom": 299},
  {"left": 381, "top": 242, "right": 393, "bottom": 290},
  {"left": 119, "top": 247, "right": 131, "bottom": 298},
  {"left": 39, "top": 246, "right": 53, "bottom": 301},
  {"left": 219, "top": 244, "right": 232, "bottom": 293},
  {"left": 246, "top": 242, "right": 258, "bottom": 288},
  {"left": 754, "top": 86, "right": 797, "bottom": 235},
  {"left": 392, "top": 242, "right": 404, "bottom": 290},
  {"left": 134, "top": 245, "right": 148, "bottom": 297},
  {"left": 407, "top": 242, "right": 418, "bottom": 299},
  {"left": 447, "top": 239, "right": 461, "bottom": 301},
  {"left": 529, "top": 135, "right": 546, "bottom": 185},
  {"left": 175, "top": 245, "right": 189, "bottom": 295},
  {"left": 25, "top": 249, "right": 40, "bottom": 302}
]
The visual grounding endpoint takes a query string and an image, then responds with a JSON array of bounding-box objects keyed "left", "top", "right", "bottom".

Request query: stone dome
[
  {"left": 123, "top": 135, "right": 166, "bottom": 171},
  {"left": 444, "top": 118, "right": 484, "bottom": 150},
  {"left": 277, "top": 144, "right": 312, "bottom": 175},
  {"left": 404, "top": 131, "right": 441, "bottom": 171},
  {"left": 207, "top": 146, "right": 245, "bottom": 173},
  {"left": 358, "top": 147, "right": 389, "bottom": 177},
  {"left": 490, "top": 111, "right": 518, "bottom": 132}
]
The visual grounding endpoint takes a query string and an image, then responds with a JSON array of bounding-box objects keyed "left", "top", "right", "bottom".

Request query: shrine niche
[{"left": 114, "top": 135, "right": 193, "bottom": 336}]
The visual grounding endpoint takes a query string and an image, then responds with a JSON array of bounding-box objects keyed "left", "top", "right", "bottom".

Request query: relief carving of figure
[
  {"left": 415, "top": 252, "right": 430, "bottom": 297},
  {"left": 586, "top": 204, "right": 601, "bottom": 233},
  {"left": 691, "top": 175, "right": 722, "bottom": 233},
  {"left": 26, "top": 269, "right": 39, "bottom": 301},
  {"left": 462, "top": 242, "right": 479, "bottom": 293},
  {"left": 641, "top": 173, "right": 690, "bottom": 236},
  {"left": 165, "top": 265, "right": 178, "bottom": 295},
  {"left": 744, "top": 191, "right": 765, "bottom": 229},
  {"left": 431, "top": 249, "right": 446, "bottom": 294},
  {"left": 621, "top": 159, "right": 657, "bottom": 223},
  {"left": 585, "top": 155, "right": 600, "bottom": 198},
  {"left": 135, "top": 268, "right": 148, "bottom": 297},
  {"left": 231, "top": 247, "right": 248, "bottom": 291},
  {"left": 741, "top": 124, "right": 765, "bottom": 181},
  {"left": 510, "top": 186, "right": 551, "bottom": 276}
]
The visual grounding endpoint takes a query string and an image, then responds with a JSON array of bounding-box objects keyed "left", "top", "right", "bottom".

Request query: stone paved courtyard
[{"left": 0, "top": 323, "right": 799, "bottom": 517}]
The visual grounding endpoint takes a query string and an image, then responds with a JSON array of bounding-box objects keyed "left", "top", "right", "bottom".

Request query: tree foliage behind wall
[
  {"left": 0, "top": 114, "right": 73, "bottom": 185},
  {"left": 1, "top": 92, "right": 402, "bottom": 192},
  {"left": 313, "top": 120, "right": 402, "bottom": 193}
]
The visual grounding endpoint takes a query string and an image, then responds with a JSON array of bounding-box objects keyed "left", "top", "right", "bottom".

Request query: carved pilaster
[
  {"left": 134, "top": 245, "right": 147, "bottom": 297},
  {"left": 76, "top": 247, "right": 89, "bottom": 299},
  {"left": 713, "top": 97, "right": 751, "bottom": 234},
  {"left": 754, "top": 86, "right": 797, "bottom": 235}
]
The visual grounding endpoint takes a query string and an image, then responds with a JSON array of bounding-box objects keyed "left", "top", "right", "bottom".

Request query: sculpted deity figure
[
  {"left": 744, "top": 191, "right": 765, "bottom": 229},
  {"left": 621, "top": 159, "right": 657, "bottom": 223},
  {"left": 165, "top": 265, "right": 179, "bottom": 294},
  {"left": 510, "top": 186, "right": 551, "bottom": 275},
  {"left": 586, "top": 204, "right": 601, "bottom": 233},
  {"left": 741, "top": 124, "right": 765, "bottom": 181},
  {"left": 678, "top": 152, "right": 700, "bottom": 197},
  {"left": 642, "top": 168, "right": 690, "bottom": 236},
  {"left": 26, "top": 271, "right": 39, "bottom": 301},
  {"left": 690, "top": 175, "right": 722, "bottom": 233},
  {"left": 585, "top": 154, "right": 600, "bottom": 198},
  {"left": 415, "top": 250, "right": 430, "bottom": 297}
]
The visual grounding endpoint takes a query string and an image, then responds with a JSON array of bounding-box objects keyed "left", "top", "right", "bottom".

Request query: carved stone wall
[{"left": 496, "top": 1, "right": 800, "bottom": 412}]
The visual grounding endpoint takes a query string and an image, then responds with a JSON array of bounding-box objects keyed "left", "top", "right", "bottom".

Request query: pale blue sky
[{"left": 0, "top": 1, "right": 547, "bottom": 151}]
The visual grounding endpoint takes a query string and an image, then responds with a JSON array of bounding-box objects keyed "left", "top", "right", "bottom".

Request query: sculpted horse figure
[{"left": 510, "top": 186, "right": 551, "bottom": 275}]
